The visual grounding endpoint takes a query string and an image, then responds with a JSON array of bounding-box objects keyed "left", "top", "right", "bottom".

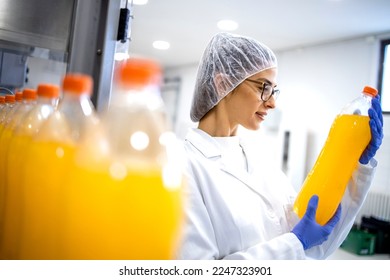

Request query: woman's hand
[
  {"left": 292, "top": 195, "right": 341, "bottom": 250},
  {"left": 359, "top": 96, "right": 383, "bottom": 164}
]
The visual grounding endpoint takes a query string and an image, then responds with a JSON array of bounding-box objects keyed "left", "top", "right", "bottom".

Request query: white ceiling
[{"left": 129, "top": 0, "right": 390, "bottom": 69}]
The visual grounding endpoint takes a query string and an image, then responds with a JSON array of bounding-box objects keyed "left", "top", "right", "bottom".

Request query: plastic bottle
[
  {"left": 0, "top": 85, "right": 59, "bottom": 260},
  {"left": 0, "top": 91, "right": 22, "bottom": 131},
  {"left": 6, "top": 92, "right": 23, "bottom": 120},
  {"left": 0, "top": 89, "right": 37, "bottom": 250},
  {"left": 64, "top": 58, "right": 183, "bottom": 259},
  {"left": 0, "top": 94, "right": 16, "bottom": 242},
  {"left": 18, "top": 74, "right": 96, "bottom": 260},
  {"left": 7, "top": 84, "right": 60, "bottom": 195},
  {"left": 294, "top": 85, "right": 377, "bottom": 225},
  {"left": 2, "top": 91, "right": 24, "bottom": 127},
  {"left": 0, "top": 95, "right": 16, "bottom": 187},
  {"left": 0, "top": 95, "right": 16, "bottom": 129},
  {"left": 0, "top": 89, "right": 37, "bottom": 191}
]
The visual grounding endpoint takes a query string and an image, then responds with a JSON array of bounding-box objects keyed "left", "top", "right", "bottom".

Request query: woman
[{"left": 176, "top": 32, "right": 383, "bottom": 259}]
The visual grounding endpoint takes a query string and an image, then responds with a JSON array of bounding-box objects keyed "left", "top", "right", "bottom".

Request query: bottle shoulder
[{"left": 340, "top": 94, "right": 372, "bottom": 116}]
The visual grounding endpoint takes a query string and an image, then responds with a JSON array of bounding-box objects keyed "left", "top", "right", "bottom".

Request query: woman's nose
[{"left": 264, "top": 95, "right": 276, "bottom": 109}]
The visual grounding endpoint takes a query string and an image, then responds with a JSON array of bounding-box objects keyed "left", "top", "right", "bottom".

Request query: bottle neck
[
  {"left": 58, "top": 92, "right": 95, "bottom": 117},
  {"left": 55, "top": 92, "right": 95, "bottom": 142},
  {"left": 37, "top": 96, "right": 59, "bottom": 107}
]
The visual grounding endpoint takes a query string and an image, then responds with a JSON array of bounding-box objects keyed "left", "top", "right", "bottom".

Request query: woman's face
[{"left": 224, "top": 67, "right": 278, "bottom": 131}]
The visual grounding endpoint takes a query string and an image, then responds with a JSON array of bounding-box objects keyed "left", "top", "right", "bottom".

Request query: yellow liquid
[
  {"left": 63, "top": 163, "right": 183, "bottom": 260},
  {"left": 3, "top": 104, "right": 57, "bottom": 258},
  {"left": 0, "top": 127, "right": 13, "bottom": 186},
  {"left": 18, "top": 141, "right": 76, "bottom": 260},
  {"left": 0, "top": 135, "right": 32, "bottom": 259},
  {"left": 293, "top": 114, "right": 370, "bottom": 225},
  {"left": 0, "top": 126, "right": 22, "bottom": 189},
  {"left": 0, "top": 127, "right": 14, "bottom": 241}
]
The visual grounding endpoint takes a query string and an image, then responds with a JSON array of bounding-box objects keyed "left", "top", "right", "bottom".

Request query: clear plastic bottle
[
  {"left": 19, "top": 74, "right": 96, "bottom": 260},
  {"left": 0, "top": 92, "right": 23, "bottom": 147},
  {"left": 0, "top": 94, "right": 16, "bottom": 245},
  {"left": 1, "top": 85, "right": 59, "bottom": 260},
  {"left": 0, "top": 95, "right": 16, "bottom": 188},
  {"left": 294, "top": 85, "right": 377, "bottom": 225},
  {"left": 3, "top": 92, "right": 24, "bottom": 124},
  {"left": 0, "top": 89, "right": 37, "bottom": 189},
  {"left": 0, "top": 95, "right": 16, "bottom": 130},
  {"left": 7, "top": 84, "right": 60, "bottom": 195},
  {"left": 64, "top": 58, "right": 183, "bottom": 259},
  {"left": 0, "top": 89, "right": 37, "bottom": 254}
]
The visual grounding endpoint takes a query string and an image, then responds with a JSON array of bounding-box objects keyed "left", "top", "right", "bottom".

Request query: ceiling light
[
  {"left": 217, "top": 20, "right": 238, "bottom": 31},
  {"left": 132, "top": 0, "right": 148, "bottom": 5},
  {"left": 153, "top": 40, "right": 170, "bottom": 50}
]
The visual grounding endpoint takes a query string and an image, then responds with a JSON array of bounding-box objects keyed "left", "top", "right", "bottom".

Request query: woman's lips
[{"left": 256, "top": 112, "right": 266, "bottom": 121}]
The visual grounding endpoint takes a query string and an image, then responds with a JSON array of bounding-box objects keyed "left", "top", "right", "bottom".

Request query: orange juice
[
  {"left": 18, "top": 141, "right": 76, "bottom": 259},
  {"left": 0, "top": 126, "right": 18, "bottom": 189},
  {"left": 64, "top": 162, "right": 182, "bottom": 260},
  {"left": 0, "top": 126, "right": 13, "bottom": 253},
  {"left": 0, "top": 130, "right": 24, "bottom": 259},
  {"left": 2, "top": 86, "right": 58, "bottom": 259},
  {"left": 6, "top": 134, "right": 32, "bottom": 199},
  {"left": 0, "top": 127, "right": 13, "bottom": 186},
  {"left": 1, "top": 134, "right": 32, "bottom": 259},
  {"left": 294, "top": 114, "right": 371, "bottom": 225}
]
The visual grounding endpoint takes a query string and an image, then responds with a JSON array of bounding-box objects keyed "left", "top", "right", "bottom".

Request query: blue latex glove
[
  {"left": 359, "top": 96, "right": 383, "bottom": 164},
  {"left": 292, "top": 195, "right": 341, "bottom": 250}
]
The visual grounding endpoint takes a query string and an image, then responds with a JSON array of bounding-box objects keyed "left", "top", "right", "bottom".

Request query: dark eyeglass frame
[{"left": 246, "top": 78, "right": 280, "bottom": 102}]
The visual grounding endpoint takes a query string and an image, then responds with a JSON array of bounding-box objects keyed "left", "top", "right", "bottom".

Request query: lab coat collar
[
  {"left": 185, "top": 128, "right": 266, "bottom": 198},
  {"left": 185, "top": 128, "right": 223, "bottom": 158},
  {"left": 185, "top": 128, "right": 254, "bottom": 170}
]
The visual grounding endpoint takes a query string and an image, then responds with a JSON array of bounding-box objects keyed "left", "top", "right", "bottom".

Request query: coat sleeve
[{"left": 305, "top": 159, "right": 377, "bottom": 259}]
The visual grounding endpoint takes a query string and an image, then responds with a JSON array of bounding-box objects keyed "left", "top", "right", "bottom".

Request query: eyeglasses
[{"left": 246, "top": 79, "right": 280, "bottom": 102}]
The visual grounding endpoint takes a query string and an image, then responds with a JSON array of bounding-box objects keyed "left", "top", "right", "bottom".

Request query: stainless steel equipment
[{"left": 0, "top": 0, "right": 123, "bottom": 111}]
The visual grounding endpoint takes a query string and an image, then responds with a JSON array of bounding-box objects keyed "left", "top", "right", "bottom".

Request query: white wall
[
  {"left": 25, "top": 56, "right": 67, "bottom": 90},
  {"left": 164, "top": 64, "right": 198, "bottom": 139},
  {"left": 164, "top": 34, "right": 390, "bottom": 195}
]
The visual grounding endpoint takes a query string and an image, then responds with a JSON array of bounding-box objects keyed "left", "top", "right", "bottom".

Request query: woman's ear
[{"left": 213, "top": 73, "right": 227, "bottom": 98}]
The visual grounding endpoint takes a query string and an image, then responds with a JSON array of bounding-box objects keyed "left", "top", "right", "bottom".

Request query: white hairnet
[{"left": 190, "top": 32, "right": 277, "bottom": 122}]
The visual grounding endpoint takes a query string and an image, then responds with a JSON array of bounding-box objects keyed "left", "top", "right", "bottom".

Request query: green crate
[{"left": 341, "top": 228, "right": 376, "bottom": 255}]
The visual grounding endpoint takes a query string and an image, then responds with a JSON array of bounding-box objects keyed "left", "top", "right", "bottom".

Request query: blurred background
[
  {"left": 129, "top": 0, "right": 390, "bottom": 214},
  {"left": 1, "top": 0, "right": 389, "bottom": 259}
]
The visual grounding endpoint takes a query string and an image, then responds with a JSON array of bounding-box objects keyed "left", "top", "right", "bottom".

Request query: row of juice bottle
[{"left": 0, "top": 58, "right": 184, "bottom": 260}]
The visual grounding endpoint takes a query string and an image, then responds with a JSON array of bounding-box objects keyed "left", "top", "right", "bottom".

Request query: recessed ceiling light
[
  {"left": 217, "top": 20, "right": 238, "bottom": 31},
  {"left": 133, "top": 0, "right": 148, "bottom": 5},
  {"left": 153, "top": 40, "right": 170, "bottom": 50}
]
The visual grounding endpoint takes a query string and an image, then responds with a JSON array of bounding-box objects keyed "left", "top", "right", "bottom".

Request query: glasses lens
[
  {"left": 262, "top": 84, "right": 273, "bottom": 101},
  {"left": 246, "top": 79, "right": 280, "bottom": 101},
  {"left": 273, "top": 89, "right": 280, "bottom": 100}
]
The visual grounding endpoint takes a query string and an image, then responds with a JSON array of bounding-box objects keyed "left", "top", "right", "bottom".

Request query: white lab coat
[{"left": 176, "top": 128, "right": 376, "bottom": 260}]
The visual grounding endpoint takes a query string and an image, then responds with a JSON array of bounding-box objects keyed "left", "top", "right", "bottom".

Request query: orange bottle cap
[
  {"left": 116, "top": 58, "right": 162, "bottom": 88},
  {"left": 15, "top": 91, "right": 23, "bottom": 101},
  {"left": 362, "top": 86, "right": 378, "bottom": 97},
  {"left": 5, "top": 94, "right": 15, "bottom": 103},
  {"left": 62, "top": 74, "right": 93, "bottom": 96},
  {"left": 23, "top": 88, "right": 37, "bottom": 100},
  {"left": 37, "top": 84, "right": 60, "bottom": 98}
]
